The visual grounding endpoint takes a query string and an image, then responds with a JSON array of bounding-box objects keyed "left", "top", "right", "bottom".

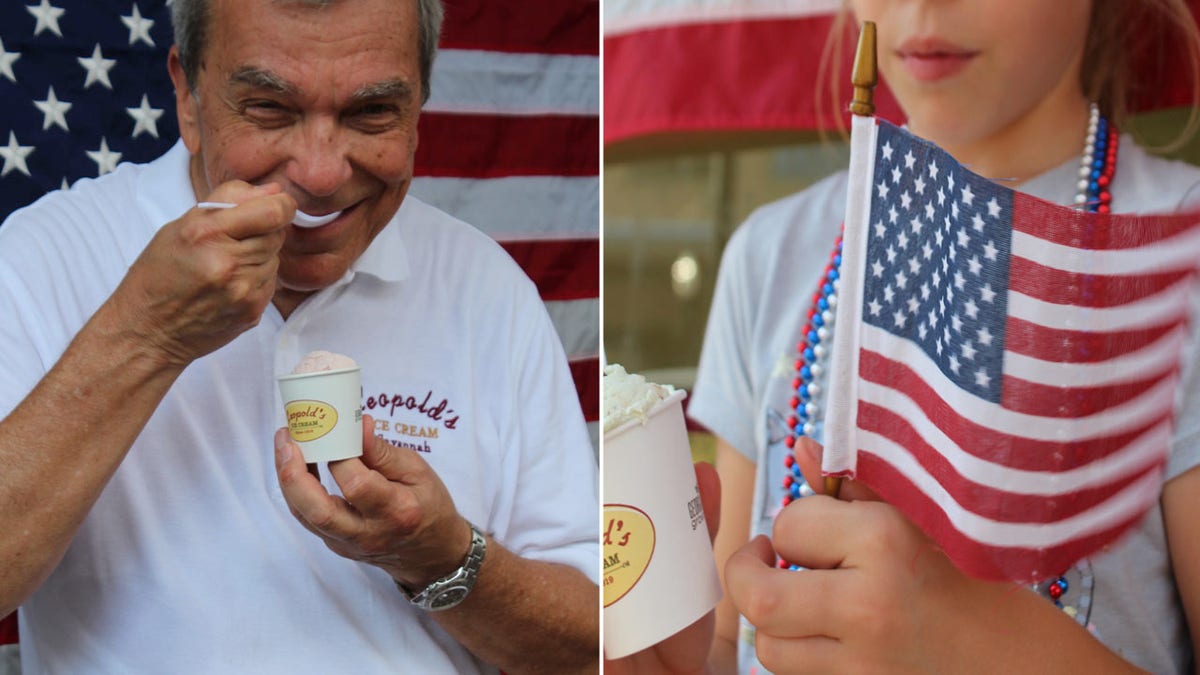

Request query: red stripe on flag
[
  {"left": 855, "top": 451, "right": 1159, "bottom": 582},
  {"left": 858, "top": 403, "right": 1165, "bottom": 524},
  {"left": 441, "top": 0, "right": 598, "bottom": 56},
  {"left": 0, "top": 612, "right": 15, "bottom": 646},
  {"left": 570, "top": 356, "right": 599, "bottom": 422},
  {"left": 859, "top": 350, "right": 1172, "bottom": 471},
  {"left": 1005, "top": 316, "right": 1185, "bottom": 363},
  {"left": 499, "top": 239, "right": 599, "bottom": 301},
  {"left": 1008, "top": 257, "right": 1190, "bottom": 308},
  {"left": 1012, "top": 196, "right": 1200, "bottom": 249},
  {"left": 416, "top": 113, "right": 599, "bottom": 179},
  {"left": 604, "top": 17, "right": 904, "bottom": 145},
  {"left": 999, "top": 368, "right": 1178, "bottom": 418}
]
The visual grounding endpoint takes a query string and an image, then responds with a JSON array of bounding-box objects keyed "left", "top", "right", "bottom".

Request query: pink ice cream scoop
[{"left": 292, "top": 350, "right": 357, "bottom": 374}]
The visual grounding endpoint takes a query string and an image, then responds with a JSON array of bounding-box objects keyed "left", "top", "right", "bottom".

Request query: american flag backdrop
[
  {"left": 823, "top": 116, "right": 1200, "bottom": 583},
  {"left": 0, "top": 0, "right": 598, "bottom": 655},
  {"left": 604, "top": 0, "right": 1199, "bottom": 145}
]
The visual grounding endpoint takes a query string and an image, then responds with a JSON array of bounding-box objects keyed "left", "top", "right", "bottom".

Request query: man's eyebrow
[
  {"left": 229, "top": 67, "right": 296, "bottom": 95},
  {"left": 350, "top": 79, "right": 413, "bottom": 102}
]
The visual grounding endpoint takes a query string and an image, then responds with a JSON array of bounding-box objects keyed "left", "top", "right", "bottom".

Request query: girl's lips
[{"left": 896, "top": 38, "right": 979, "bottom": 83}]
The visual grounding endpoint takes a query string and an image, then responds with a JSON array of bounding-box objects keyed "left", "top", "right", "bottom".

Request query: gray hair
[{"left": 171, "top": 0, "right": 444, "bottom": 104}]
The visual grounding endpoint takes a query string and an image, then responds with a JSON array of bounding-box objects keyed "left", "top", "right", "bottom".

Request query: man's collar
[
  {"left": 136, "top": 139, "right": 194, "bottom": 230},
  {"left": 351, "top": 204, "right": 409, "bottom": 283}
]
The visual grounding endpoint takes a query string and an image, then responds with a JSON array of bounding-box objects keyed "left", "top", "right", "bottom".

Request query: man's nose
[{"left": 285, "top": 117, "right": 352, "bottom": 198}]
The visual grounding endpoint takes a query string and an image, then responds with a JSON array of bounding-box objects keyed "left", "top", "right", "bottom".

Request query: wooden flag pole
[{"left": 827, "top": 21, "right": 877, "bottom": 500}]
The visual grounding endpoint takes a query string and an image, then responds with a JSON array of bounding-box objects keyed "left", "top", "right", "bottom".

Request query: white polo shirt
[{"left": 0, "top": 141, "right": 598, "bottom": 674}]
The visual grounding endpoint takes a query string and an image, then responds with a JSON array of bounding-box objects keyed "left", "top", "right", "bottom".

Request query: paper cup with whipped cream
[
  {"left": 602, "top": 364, "right": 722, "bottom": 660},
  {"left": 277, "top": 350, "right": 363, "bottom": 462}
]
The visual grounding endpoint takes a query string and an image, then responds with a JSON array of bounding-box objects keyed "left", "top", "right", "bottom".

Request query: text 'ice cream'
[
  {"left": 603, "top": 364, "right": 678, "bottom": 433},
  {"left": 292, "top": 350, "right": 357, "bottom": 375}
]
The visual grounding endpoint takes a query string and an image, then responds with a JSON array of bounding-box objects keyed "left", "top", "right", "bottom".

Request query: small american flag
[{"left": 823, "top": 116, "right": 1200, "bottom": 582}]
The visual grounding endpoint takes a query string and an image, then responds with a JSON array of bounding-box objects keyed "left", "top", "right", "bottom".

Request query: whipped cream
[{"left": 603, "top": 364, "right": 678, "bottom": 433}]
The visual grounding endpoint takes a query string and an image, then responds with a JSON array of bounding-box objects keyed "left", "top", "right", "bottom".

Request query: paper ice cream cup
[
  {"left": 277, "top": 366, "right": 363, "bottom": 463},
  {"left": 602, "top": 389, "right": 722, "bottom": 659}
]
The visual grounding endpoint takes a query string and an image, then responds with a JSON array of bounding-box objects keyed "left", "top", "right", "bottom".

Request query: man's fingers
[
  {"left": 323, "top": 415, "right": 424, "bottom": 517},
  {"left": 201, "top": 192, "right": 296, "bottom": 241},
  {"left": 327, "top": 454, "right": 411, "bottom": 520},
  {"left": 274, "top": 428, "right": 363, "bottom": 539},
  {"left": 355, "top": 414, "right": 429, "bottom": 483}
]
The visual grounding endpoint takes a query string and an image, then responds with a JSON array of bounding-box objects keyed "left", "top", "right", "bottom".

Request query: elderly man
[{"left": 0, "top": 0, "right": 598, "bottom": 672}]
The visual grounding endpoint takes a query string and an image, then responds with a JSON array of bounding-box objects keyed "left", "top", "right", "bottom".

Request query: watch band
[{"left": 397, "top": 523, "right": 487, "bottom": 612}]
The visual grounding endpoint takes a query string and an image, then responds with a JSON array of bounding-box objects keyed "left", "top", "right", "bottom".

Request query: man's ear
[{"left": 167, "top": 46, "right": 201, "bottom": 154}]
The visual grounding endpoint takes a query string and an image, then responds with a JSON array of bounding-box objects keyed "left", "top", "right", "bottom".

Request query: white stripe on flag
[
  {"left": 1013, "top": 226, "right": 1200, "bottom": 275},
  {"left": 861, "top": 434, "right": 1164, "bottom": 547},
  {"left": 859, "top": 323, "right": 1177, "bottom": 441},
  {"left": 1002, "top": 324, "right": 1186, "bottom": 386},
  {"left": 547, "top": 298, "right": 600, "bottom": 359},
  {"left": 426, "top": 51, "right": 599, "bottom": 116},
  {"left": 1008, "top": 279, "right": 1194, "bottom": 332},
  {"left": 409, "top": 176, "right": 598, "bottom": 240},
  {"left": 857, "top": 402, "right": 1172, "bottom": 496},
  {"left": 824, "top": 114, "right": 878, "bottom": 476},
  {"left": 604, "top": 0, "right": 840, "bottom": 36}
]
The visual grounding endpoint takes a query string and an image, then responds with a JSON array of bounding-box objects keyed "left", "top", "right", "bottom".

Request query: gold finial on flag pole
[
  {"left": 848, "top": 21, "right": 877, "bottom": 117},
  {"left": 825, "top": 22, "right": 876, "bottom": 501}
]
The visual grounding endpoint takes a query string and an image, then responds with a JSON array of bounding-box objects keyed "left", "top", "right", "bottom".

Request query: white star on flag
[
  {"left": 0, "top": 132, "right": 34, "bottom": 177},
  {"left": 121, "top": 3, "right": 155, "bottom": 47},
  {"left": 127, "top": 94, "right": 164, "bottom": 139},
  {"left": 33, "top": 86, "right": 71, "bottom": 131},
  {"left": 87, "top": 136, "right": 122, "bottom": 175},
  {"left": 78, "top": 44, "right": 117, "bottom": 89},
  {"left": 26, "top": 0, "right": 66, "bottom": 38},
  {"left": 0, "top": 38, "right": 20, "bottom": 83}
]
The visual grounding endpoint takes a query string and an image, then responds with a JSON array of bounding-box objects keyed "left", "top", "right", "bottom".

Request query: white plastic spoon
[{"left": 196, "top": 201, "right": 342, "bottom": 229}]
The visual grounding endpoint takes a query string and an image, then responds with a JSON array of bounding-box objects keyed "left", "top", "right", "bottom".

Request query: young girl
[{"left": 609, "top": 0, "right": 1200, "bottom": 673}]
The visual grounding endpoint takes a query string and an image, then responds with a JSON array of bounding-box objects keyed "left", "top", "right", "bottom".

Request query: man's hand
[
  {"left": 605, "top": 462, "right": 722, "bottom": 675},
  {"left": 274, "top": 414, "right": 472, "bottom": 589},
  {"left": 112, "top": 181, "right": 293, "bottom": 367}
]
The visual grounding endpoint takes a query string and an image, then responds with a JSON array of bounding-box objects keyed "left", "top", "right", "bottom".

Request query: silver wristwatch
[{"left": 398, "top": 524, "right": 487, "bottom": 611}]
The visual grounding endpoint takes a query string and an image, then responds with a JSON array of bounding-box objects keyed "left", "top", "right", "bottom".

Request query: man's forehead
[{"left": 228, "top": 66, "right": 415, "bottom": 101}]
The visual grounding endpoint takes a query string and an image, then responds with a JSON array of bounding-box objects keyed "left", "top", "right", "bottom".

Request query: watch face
[{"left": 429, "top": 584, "right": 471, "bottom": 610}]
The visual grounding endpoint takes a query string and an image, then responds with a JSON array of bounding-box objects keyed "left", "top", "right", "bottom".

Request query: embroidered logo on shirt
[{"left": 365, "top": 389, "right": 460, "bottom": 454}]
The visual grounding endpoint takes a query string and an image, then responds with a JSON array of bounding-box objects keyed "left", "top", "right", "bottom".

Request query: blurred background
[{"left": 602, "top": 0, "right": 1200, "bottom": 465}]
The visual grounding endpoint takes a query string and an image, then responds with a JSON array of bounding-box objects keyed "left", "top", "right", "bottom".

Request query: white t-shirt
[
  {"left": 691, "top": 139, "right": 1200, "bottom": 674},
  {"left": 0, "top": 141, "right": 599, "bottom": 674}
]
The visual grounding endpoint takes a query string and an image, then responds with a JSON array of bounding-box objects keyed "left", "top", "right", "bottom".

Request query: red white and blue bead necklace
[{"left": 780, "top": 103, "right": 1118, "bottom": 618}]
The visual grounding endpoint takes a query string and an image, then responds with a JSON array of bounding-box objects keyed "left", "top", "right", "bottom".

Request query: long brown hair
[{"left": 816, "top": 1, "right": 1200, "bottom": 149}]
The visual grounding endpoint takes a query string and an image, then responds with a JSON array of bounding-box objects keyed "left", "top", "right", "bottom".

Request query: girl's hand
[
  {"left": 724, "top": 495, "right": 965, "bottom": 674},
  {"left": 723, "top": 436, "right": 968, "bottom": 674}
]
